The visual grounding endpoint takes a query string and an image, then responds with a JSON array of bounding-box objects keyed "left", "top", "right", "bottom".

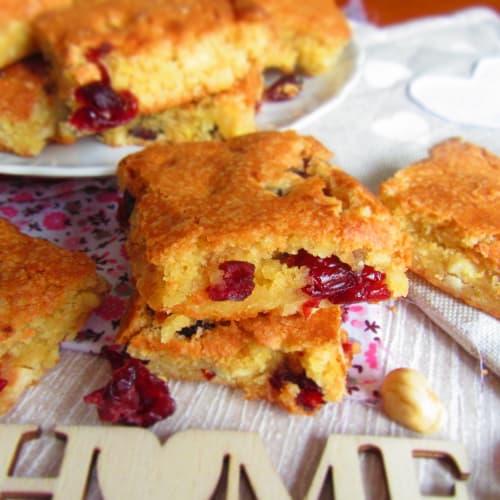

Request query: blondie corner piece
[
  {"left": 379, "top": 138, "right": 500, "bottom": 319},
  {"left": 0, "top": 55, "right": 58, "bottom": 157},
  {"left": 99, "top": 69, "right": 263, "bottom": 147},
  {"left": 117, "top": 131, "right": 410, "bottom": 320},
  {"left": 117, "top": 293, "right": 354, "bottom": 415},
  {"left": 0, "top": 218, "right": 109, "bottom": 415},
  {"left": 0, "top": 0, "right": 72, "bottom": 69},
  {"left": 33, "top": 0, "right": 270, "bottom": 141},
  {"left": 258, "top": 0, "right": 352, "bottom": 75}
]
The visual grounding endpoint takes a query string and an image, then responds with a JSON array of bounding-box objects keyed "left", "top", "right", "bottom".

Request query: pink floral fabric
[{"left": 0, "top": 177, "right": 390, "bottom": 400}]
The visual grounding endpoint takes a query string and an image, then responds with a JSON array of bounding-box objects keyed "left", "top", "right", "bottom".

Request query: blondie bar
[
  {"left": 0, "top": 218, "right": 109, "bottom": 415},
  {"left": 117, "top": 131, "right": 410, "bottom": 320},
  {"left": 0, "top": 55, "right": 58, "bottom": 156},
  {"left": 33, "top": 0, "right": 270, "bottom": 141},
  {"left": 117, "top": 293, "right": 354, "bottom": 415},
  {"left": 379, "top": 139, "right": 499, "bottom": 318}
]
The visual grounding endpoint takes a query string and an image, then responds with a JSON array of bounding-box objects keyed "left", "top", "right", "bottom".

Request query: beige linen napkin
[{"left": 408, "top": 273, "right": 499, "bottom": 376}]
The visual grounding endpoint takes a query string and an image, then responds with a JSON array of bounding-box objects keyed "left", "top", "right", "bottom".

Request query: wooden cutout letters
[{"left": 0, "top": 425, "right": 470, "bottom": 500}]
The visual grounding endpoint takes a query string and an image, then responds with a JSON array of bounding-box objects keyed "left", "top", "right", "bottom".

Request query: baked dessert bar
[
  {"left": 0, "top": 218, "right": 109, "bottom": 415},
  {"left": 0, "top": 0, "right": 72, "bottom": 69},
  {"left": 32, "top": 0, "right": 270, "bottom": 142},
  {"left": 100, "top": 69, "right": 263, "bottom": 146},
  {"left": 117, "top": 293, "right": 354, "bottom": 415},
  {"left": 0, "top": 55, "right": 58, "bottom": 156},
  {"left": 257, "top": 0, "right": 351, "bottom": 75},
  {"left": 117, "top": 131, "right": 410, "bottom": 320},
  {"left": 379, "top": 139, "right": 499, "bottom": 319}
]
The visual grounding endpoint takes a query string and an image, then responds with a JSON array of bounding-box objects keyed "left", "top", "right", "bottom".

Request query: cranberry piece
[
  {"left": 270, "top": 368, "right": 325, "bottom": 412},
  {"left": 84, "top": 345, "right": 175, "bottom": 427},
  {"left": 129, "top": 126, "right": 158, "bottom": 141},
  {"left": 86, "top": 43, "right": 113, "bottom": 62},
  {"left": 207, "top": 261, "right": 255, "bottom": 301},
  {"left": 70, "top": 42, "right": 138, "bottom": 132},
  {"left": 264, "top": 74, "right": 303, "bottom": 102},
  {"left": 201, "top": 369, "right": 216, "bottom": 380},
  {"left": 117, "top": 190, "right": 136, "bottom": 228},
  {"left": 70, "top": 85, "right": 138, "bottom": 132},
  {"left": 296, "top": 385, "right": 325, "bottom": 412},
  {"left": 285, "top": 249, "right": 390, "bottom": 304},
  {"left": 85, "top": 42, "right": 113, "bottom": 84},
  {"left": 0, "top": 378, "right": 7, "bottom": 393}
]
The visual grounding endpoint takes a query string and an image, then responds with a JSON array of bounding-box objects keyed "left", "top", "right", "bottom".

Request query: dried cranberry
[
  {"left": 70, "top": 85, "right": 138, "bottom": 132},
  {"left": 84, "top": 345, "right": 175, "bottom": 427},
  {"left": 117, "top": 190, "right": 136, "bottom": 228},
  {"left": 285, "top": 249, "right": 390, "bottom": 304},
  {"left": 270, "top": 368, "right": 324, "bottom": 412},
  {"left": 85, "top": 43, "right": 113, "bottom": 83},
  {"left": 129, "top": 126, "right": 158, "bottom": 141},
  {"left": 264, "top": 74, "right": 303, "bottom": 102},
  {"left": 296, "top": 386, "right": 325, "bottom": 412},
  {"left": 70, "top": 43, "right": 138, "bottom": 132},
  {"left": 201, "top": 369, "right": 216, "bottom": 380},
  {"left": 207, "top": 261, "right": 255, "bottom": 301},
  {"left": 0, "top": 378, "right": 7, "bottom": 393}
]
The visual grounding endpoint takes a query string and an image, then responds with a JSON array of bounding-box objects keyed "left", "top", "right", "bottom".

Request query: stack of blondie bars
[
  {"left": 0, "top": 0, "right": 351, "bottom": 156},
  {"left": 115, "top": 130, "right": 410, "bottom": 414}
]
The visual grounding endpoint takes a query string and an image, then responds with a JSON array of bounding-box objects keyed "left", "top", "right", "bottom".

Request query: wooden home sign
[{"left": 0, "top": 425, "right": 470, "bottom": 499}]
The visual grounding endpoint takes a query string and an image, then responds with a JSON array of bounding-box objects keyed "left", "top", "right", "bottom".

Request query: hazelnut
[{"left": 380, "top": 368, "right": 446, "bottom": 434}]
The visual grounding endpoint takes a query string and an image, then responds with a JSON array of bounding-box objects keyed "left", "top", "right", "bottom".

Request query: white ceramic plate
[{"left": 0, "top": 42, "right": 361, "bottom": 178}]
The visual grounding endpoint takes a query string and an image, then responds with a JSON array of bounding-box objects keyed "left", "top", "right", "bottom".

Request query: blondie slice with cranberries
[
  {"left": 99, "top": 69, "right": 263, "bottom": 146},
  {"left": 32, "top": 0, "right": 270, "bottom": 142},
  {"left": 0, "top": 55, "right": 59, "bottom": 156},
  {"left": 117, "top": 293, "right": 354, "bottom": 415},
  {"left": 0, "top": 218, "right": 109, "bottom": 415},
  {"left": 117, "top": 131, "right": 410, "bottom": 321}
]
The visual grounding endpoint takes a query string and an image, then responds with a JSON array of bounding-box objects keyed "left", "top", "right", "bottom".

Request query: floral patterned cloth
[{"left": 0, "top": 176, "right": 389, "bottom": 400}]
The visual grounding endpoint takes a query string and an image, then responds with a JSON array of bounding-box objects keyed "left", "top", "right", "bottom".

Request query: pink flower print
[
  {"left": 94, "top": 295, "right": 126, "bottom": 321},
  {"left": 350, "top": 319, "right": 365, "bottom": 329},
  {"left": 364, "top": 342, "right": 379, "bottom": 370},
  {"left": 0, "top": 206, "right": 18, "bottom": 218},
  {"left": 12, "top": 192, "right": 34, "bottom": 202},
  {"left": 349, "top": 305, "right": 366, "bottom": 313},
  {"left": 43, "top": 211, "right": 68, "bottom": 230},
  {"left": 120, "top": 244, "right": 129, "bottom": 260},
  {"left": 54, "top": 181, "right": 76, "bottom": 195},
  {"left": 64, "top": 236, "right": 83, "bottom": 250},
  {"left": 96, "top": 191, "right": 119, "bottom": 203}
]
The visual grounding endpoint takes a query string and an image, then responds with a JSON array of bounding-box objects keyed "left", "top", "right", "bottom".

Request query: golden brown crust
[
  {"left": 0, "top": 55, "right": 57, "bottom": 156},
  {"left": 0, "top": 0, "right": 72, "bottom": 68},
  {"left": 0, "top": 57, "right": 50, "bottom": 120},
  {"left": 0, "top": 217, "right": 109, "bottom": 414},
  {"left": 33, "top": 0, "right": 271, "bottom": 122},
  {"left": 117, "top": 292, "right": 351, "bottom": 415},
  {"left": 379, "top": 138, "right": 500, "bottom": 318},
  {"left": 0, "top": 0, "right": 71, "bottom": 26},
  {"left": 117, "top": 131, "right": 410, "bottom": 317}
]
